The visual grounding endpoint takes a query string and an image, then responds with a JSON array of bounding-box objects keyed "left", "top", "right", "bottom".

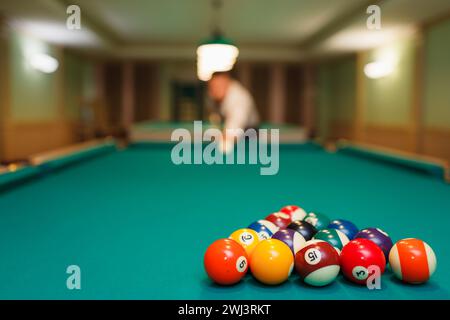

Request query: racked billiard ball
[
  {"left": 287, "top": 220, "right": 317, "bottom": 241},
  {"left": 272, "top": 229, "right": 306, "bottom": 255},
  {"left": 204, "top": 239, "right": 248, "bottom": 285},
  {"left": 328, "top": 219, "right": 359, "bottom": 240},
  {"left": 280, "top": 205, "right": 307, "bottom": 222},
  {"left": 295, "top": 240, "right": 340, "bottom": 286},
  {"left": 389, "top": 238, "right": 437, "bottom": 284},
  {"left": 340, "top": 238, "right": 386, "bottom": 285},
  {"left": 303, "top": 212, "right": 330, "bottom": 230},
  {"left": 250, "top": 239, "right": 294, "bottom": 285},
  {"left": 314, "top": 228, "right": 349, "bottom": 253},
  {"left": 248, "top": 220, "right": 279, "bottom": 240},
  {"left": 229, "top": 228, "right": 260, "bottom": 257},
  {"left": 354, "top": 227, "right": 393, "bottom": 260},
  {"left": 265, "top": 212, "right": 291, "bottom": 229}
]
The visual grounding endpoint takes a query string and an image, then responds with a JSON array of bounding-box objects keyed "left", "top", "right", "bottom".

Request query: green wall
[
  {"left": 316, "top": 65, "right": 332, "bottom": 139},
  {"left": 8, "top": 30, "right": 95, "bottom": 124},
  {"left": 10, "top": 31, "right": 60, "bottom": 121},
  {"left": 363, "top": 38, "right": 415, "bottom": 126},
  {"left": 330, "top": 57, "right": 356, "bottom": 123},
  {"left": 315, "top": 56, "right": 356, "bottom": 139},
  {"left": 316, "top": 37, "right": 416, "bottom": 139},
  {"left": 424, "top": 19, "right": 450, "bottom": 129},
  {"left": 64, "top": 52, "right": 95, "bottom": 120},
  {"left": 64, "top": 52, "right": 83, "bottom": 120}
]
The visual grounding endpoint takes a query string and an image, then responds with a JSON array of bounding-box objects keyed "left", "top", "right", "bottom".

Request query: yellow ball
[
  {"left": 229, "top": 228, "right": 260, "bottom": 258},
  {"left": 250, "top": 239, "right": 294, "bottom": 285}
]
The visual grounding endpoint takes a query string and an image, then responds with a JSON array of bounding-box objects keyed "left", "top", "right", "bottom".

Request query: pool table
[
  {"left": 130, "top": 120, "right": 308, "bottom": 143},
  {"left": 0, "top": 138, "right": 449, "bottom": 300}
]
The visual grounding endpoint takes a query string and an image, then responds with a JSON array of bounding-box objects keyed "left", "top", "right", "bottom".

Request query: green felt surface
[{"left": 0, "top": 143, "right": 449, "bottom": 299}]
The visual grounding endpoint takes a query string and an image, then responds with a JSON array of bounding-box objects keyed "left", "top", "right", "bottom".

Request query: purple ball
[
  {"left": 354, "top": 227, "right": 393, "bottom": 259},
  {"left": 272, "top": 229, "right": 306, "bottom": 255}
]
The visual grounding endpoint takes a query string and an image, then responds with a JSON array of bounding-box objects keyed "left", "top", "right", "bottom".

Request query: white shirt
[{"left": 220, "top": 80, "right": 260, "bottom": 131}]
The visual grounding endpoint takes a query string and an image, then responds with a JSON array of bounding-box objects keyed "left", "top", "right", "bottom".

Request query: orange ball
[
  {"left": 389, "top": 238, "right": 437, "bottom": 284},
  {"left": 250, "top": 239, "right": 294, "bottom": 285},
  {"left": 204, "top": 239, "right": 249, "bottom": 285},
  {"left": 229, "top": 228, "right": 260, "bottom": 258}
]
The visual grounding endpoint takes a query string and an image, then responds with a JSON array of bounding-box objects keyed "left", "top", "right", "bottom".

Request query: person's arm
[
  {"left": 206, "top": 98, "right": 223, "bottom": 127},
  {"left": 223, "top": 93, "right": 253, "bottom": 132},
  {"left": 220, "top": 91, "right": 255, "bottom": 153}
]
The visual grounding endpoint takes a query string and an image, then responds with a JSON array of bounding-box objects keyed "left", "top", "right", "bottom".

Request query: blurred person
[{"left": 207, "top": 71, "right": 260, "bottom": 152}]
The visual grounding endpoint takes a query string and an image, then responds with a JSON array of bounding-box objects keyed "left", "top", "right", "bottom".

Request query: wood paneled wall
[
  {"left": 2, "top": 121, "right": 77, "bottom": 160},
  {"left": 250, "top": 64, "right": 271, "bottom": 122},
  {"left": 422, "top": 128, "right": 450, "bottom": 162}
]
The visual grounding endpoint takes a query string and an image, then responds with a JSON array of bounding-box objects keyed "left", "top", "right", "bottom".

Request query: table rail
[{"left": 335, "top": 139, "right": 450, "bottom": 183}]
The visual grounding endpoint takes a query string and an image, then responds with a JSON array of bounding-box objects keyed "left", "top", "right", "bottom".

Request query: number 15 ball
[
  {"left": 204, "top": 239, "right": 248, "bottom": 285},
  {"left": 295, "top": 240, "right": 340, "bottom": 286}
]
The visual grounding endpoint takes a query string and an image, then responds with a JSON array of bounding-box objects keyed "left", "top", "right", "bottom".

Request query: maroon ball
[{"left": 265, "top": 212, "right": 291, "bottom": 229}]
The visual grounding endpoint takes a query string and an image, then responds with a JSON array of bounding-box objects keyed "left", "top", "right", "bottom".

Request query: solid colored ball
[
  {"left": 280, "top": 205, "right": 307, "bottom": 222},
  {"left": 340, "top": 238, "right": 386, "bottom": 285},
  {"left": 303, "top": 212, "right": 330, "bottom": 230},
  {"left": 265, "top": 212, "right": 291, "bottom": 229},
  {"left": 389, "top": 238, "right": 437, "bottom": 284},
  {"left": 204, "top": 239, "right": 249, "bottom": 285},
  {"left": 328, "top": 219, "right": 359, "bottom": 240},
  {"left": 354, "top": 227, "right": 393, "bottom": 260},
  {"left": 314, "top": 228, "right": 349, "bottom": 253},
  {"left": 272, "top": 229, "right": 307, "bottom": 255},
  {"left": 250, "top": 239, "right": 294, "bottom": 285},
  {"left": 287, "top": 220, "right": 317, "bottom": 241},
  {"left": 295, "top": 240, "right": 340, "bottom": 286},
  {"left": 248, "top": 220, "right": 279, "bottom": 240},
  {"left": 229, "top": 228, "right": 260, "bottom": 258}
]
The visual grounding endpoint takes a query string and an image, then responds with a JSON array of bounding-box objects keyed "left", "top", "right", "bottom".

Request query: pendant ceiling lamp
[{"left": 197, "top": 0, "right": 239, "bottom": 81}]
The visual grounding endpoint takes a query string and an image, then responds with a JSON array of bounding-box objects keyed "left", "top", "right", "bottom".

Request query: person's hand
[
  {"left": 219, "top": 132, "right": 236, "bottom": 154},
  {"left": 209, "top": 113, "right": 221, "bottom": 127}
]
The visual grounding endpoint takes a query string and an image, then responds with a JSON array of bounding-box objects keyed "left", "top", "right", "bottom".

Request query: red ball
[
  {"left": 204, "top": 239, "right": 249, "bottom": 285},
  {"left": 280, "top": 205, "right": 307, "bottom": 222},
  {"left": 265, "top": 212, "right": 291, "bottom": 229},
  {"left": 340, "top": 238, "right": 386, "bottom": 285}
]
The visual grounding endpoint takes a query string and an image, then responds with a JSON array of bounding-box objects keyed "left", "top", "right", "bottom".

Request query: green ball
[
  {"left": 303, "top": 212, "right": 330, "bottom": 230},
  {"left": 314, "top": 228, "right": 349, "bottom": 252}
]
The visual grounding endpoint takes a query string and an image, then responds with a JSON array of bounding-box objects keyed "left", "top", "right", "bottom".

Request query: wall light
[
  {"left": 29, "top": 53, "right": 59, "bottom": 74},
  {"left": 364, "top": 60, "right": 394, "bottom": 79}
]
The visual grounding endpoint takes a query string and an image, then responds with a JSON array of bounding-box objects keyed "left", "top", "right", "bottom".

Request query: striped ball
[
  {"left": 314, "top": 228, "right": 349, "bottom": 254},
  {"left": 389, "top": 238, "right": 437, "bottom": 284}
]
